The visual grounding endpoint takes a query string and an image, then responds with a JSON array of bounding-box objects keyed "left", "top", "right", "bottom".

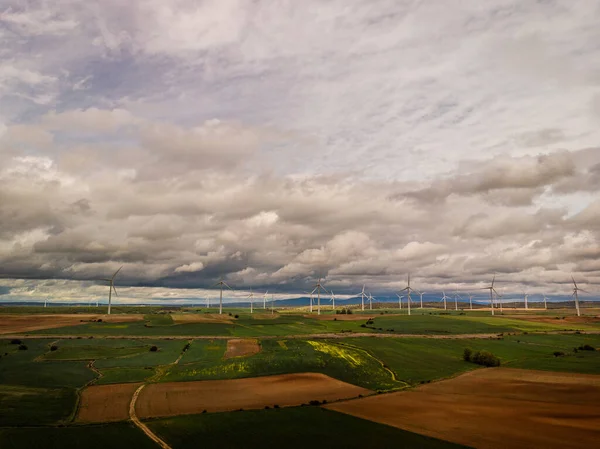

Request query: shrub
[
  {"left": 463, "top": 347, "right": 473, "bottom": 362},
  {"left": 360, "top": 324, "right": 366, "bottom": 328},
  {"left": 18, "top": 344, "right": 28, "bottom": 351},
  {"left": 228, "top": 313, "right": 232, "bottom": 316},
  {"left": 333, "top": 317, "right": 337, "bottom": 321},
  {"left": 579, "top": 344, "right": 596, "bottom": 351},
  {"left": 470, "top": 350, "right": 500, "bottom": 367},
  {"left": 97, "top": 319, "right": 102, "bottom": 323},
  {"left": 274, "top": 404, "right": 280, "bottom": 409},
  {"left": 309, "top": 400, "right": 321, "bottom": 406},
  {"left": 366, "top": 320, "right": 374, "bottom": 325},
  {"left": 50, "top": 345, "right": 58, "bottom": 351},
  {"left": 347, "top": 309, "right": 353, "bottom": 315},
  {"left": 553, "top": 351, "right": 565, "bottom": 357},
  {"left": 264, "top": 406, "right": 270, "bottom": 409},
  {"left": 149, "top": 345, "right": 158, "bottom": 352},
  {"left": 10, "top": 339, "right": 21, "bottom": 345},
  {"left": 202, "top": 410, "right": 207, "bottom": 414},
  {"left": 234, "top": 314, "right": 239, "bottom": 319}
]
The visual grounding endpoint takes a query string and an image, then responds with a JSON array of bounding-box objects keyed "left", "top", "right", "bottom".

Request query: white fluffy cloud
[{"left": 1, "top": 0, "right": 599, "bottom": 302}]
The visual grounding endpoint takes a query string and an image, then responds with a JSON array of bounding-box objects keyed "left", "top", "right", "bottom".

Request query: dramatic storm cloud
[{"left": 1, "top": 0, "right": 600, "bottom": 302}]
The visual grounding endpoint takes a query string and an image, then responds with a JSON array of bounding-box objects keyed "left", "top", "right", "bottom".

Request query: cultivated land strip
[
  {"left": 7, "top": 330, "right": 600, "bottom": 340},
  {"left": 129, "top": 384, "right": 172, "bottom": 449}
]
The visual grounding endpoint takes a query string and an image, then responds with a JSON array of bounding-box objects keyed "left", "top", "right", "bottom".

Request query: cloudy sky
[{"left": 1, "top": 0, "right": 600, "bottom": 304}]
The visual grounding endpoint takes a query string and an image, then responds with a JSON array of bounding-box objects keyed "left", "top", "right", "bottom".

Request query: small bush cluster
[
  {"left": 149, "top": 345, "right": 158, "bottom": 352},
  {"left": 578, "top": 344, "right": 596, "bottom": 351},
  {"left": 463, "top": 348, "right": 500, "bottom": 367},
  {"left": 50, "top": 345, "right": 58, "bottom": 351},
  {"left": 18, "top": 344, "right": 28, "bottom": 351},
  {"left": 10, "top": 339, "right": 21, "bottom": 345},
  {"left": 335, "top": 308, "right": 353, "bottom": 315},
  {"left": 553, "top": 351, "right": 565, "bottom": 357},
  {"left": 234, "top": 314, "right": 239, "bottom": 319}
]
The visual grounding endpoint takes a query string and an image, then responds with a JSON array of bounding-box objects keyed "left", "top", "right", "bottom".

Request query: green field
[
  {"left": 164, "top": 338, "right": 404, "bottom": 391},
  {"left": 0, "top": 423, "right": 158, "bottom": 449},
  {"left": 25, "top": 310, "right": 597, "bottom": 338},
  {"left": 146, "top": 407, "right": 469, "bottom": 449}
]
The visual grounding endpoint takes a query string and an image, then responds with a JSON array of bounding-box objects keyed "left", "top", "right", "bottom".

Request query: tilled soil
[{"left": 325, "top": 368, "right": 600, "bottom": 449}]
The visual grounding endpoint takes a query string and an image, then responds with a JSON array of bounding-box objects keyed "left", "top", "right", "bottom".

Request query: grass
[
  {"left": 0, "top": 423, "right": 158, "bottom": 449},
  {"left": 0, "top": 385, "right": 76, "bottom": 426},
  {"left": 42, "top": 345, "right": 149, "bottom": 361},
  {"left": 0, "top": 340, "right": 95, "bottom": 388},
  {"left": 93, "top": 339, "right": 187, "bottom": 369},
  {"left": 344, "top": 333, "right": 600, "bottom": 384},
  {"left": 29, "top": 321, "right": 233, "bottom": 336},
  {"left": 164, "top": 338, "right": 403, "bottom": 391},
  {"left": 95, "top": 367, "right": 155, "bottom": 384},
  {"left": 146, "top": 407, "right": 469, "bottom": 449}
]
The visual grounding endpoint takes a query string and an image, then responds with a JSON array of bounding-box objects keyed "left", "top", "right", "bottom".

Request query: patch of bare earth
[
  {"left": 77, "top": 382, "right": 142, "bottom": 423},
  {"left": 326, "top": 368, "right": 600, "bottom": 449},
  {"left": 136, "top": 373, "right": 371, "bottom": 418},
  {"left": 224, "top": 338, "right": 260, "bottom": 359},
  {"left": 0, "top": 314, "right": 142, "bottom": 334},
  {"left": 304, "top": 314, "right": 379, "bottom": 321},
  {"left": 171, "top": 314, "right": 233, "bottom": 324}
]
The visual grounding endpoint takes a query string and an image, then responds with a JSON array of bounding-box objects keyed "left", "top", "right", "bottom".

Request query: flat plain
[{"left": 1, "top": 305, "right": 599, "bottom": 448}]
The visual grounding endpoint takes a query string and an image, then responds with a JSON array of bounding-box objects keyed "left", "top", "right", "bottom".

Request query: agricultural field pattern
[{"left": 1, "top": 307, "right": 599, "bottom": 448}]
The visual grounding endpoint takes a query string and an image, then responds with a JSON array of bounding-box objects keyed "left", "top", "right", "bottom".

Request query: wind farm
[{"left": 2, "top": 1, "right": 600, "bottom": 448}]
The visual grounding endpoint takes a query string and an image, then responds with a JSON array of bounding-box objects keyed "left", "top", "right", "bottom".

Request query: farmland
[{"left": 1, "top": 307, "right": 600, "bottom": 448}]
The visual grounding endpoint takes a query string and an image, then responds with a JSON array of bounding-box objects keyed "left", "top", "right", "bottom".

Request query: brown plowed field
[
  {"left": 171, "top": 314, "right": 233, "bottom": 323},
  {"left": 326, "top": 368, "right": 600, "bottom": 449},
  {"left": 136, "top": 373, "right": 371, "bottom": 418},
  {"left": 304, "top": 314, "right": 381, "bottom": 321},
  {"left": 77, "top": 382, "right": 142, "bottom": 423},
  {"left": 0, "top": 314, "right": 143, "bottom": 334},
  {"left": 224, "top": 338, "right": 260, "bottom": 359}
]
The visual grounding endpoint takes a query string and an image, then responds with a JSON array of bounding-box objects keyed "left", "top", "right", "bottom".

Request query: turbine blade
[
  {"left": 579, "top": 288, "right": 589, "bottom": 294},
  {"left": 112, "top": 266, "right": 123, "bottom": 279},
  {"left": 112, "top": 286, "right": 118, "bottom": 297}
]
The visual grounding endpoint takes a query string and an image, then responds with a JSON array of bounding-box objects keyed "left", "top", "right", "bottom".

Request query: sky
[{"left": 1, "top": 0, "right": 600, "bottom": 304}]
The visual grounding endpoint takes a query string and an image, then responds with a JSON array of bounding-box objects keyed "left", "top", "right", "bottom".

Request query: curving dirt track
[
  {"left": 77, "top": 382, "right": 142, "bottom": 423},
  {"left": 136, "top": 373, "right": 371, "bottom": 418},
  {"left": 0, "top": 314, "right": 143, "bottom": 334},
  {"left": 326, "top": 368, "right": 600, "bottom": 449}
]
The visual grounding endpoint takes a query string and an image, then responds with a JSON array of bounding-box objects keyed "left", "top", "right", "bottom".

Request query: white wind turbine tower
[
  {"left": 263, "top": 291, "right": 268, "bottom": 310},
  {"left": 247, "top": 290, "right": 254, "bottom": 314},
  {"left": 400, "top": 274, "right": 416, "bottom": 315},
  {"left": 523, "top": 290, "right": 529, "bottom": 310},
  {"left": 102, "top": 266, "right": 122, "bottom": 315},
  {"left": 358, "top": 285, "right": 367, "bottom": 311},
  {"left": 304, "top": 291, "right": 313, "bottom": 313},
  {"left": 571, "top": 276, "right": 587, "bottom": 317},
  {"left": 481, "top": 275, "right": 500, "bottom": 316},
  {"left": 329, "top": 290, "right": 336, "bottom": 310},
  {"left": 468, "top": 293, "right": 475, "bottom": 310},
  {"left": 543, "top": 294, "right": 548, "bottom": 310},
  {"left": 368, "top": 292, "right": 375, "bottom": 310},
  {"left": 396, "top": 294, "right": 403, "bottom": 309},
  {"left": 205, "top": 295, "right": 210, "bottom": 308},
  {"left": 213, "top": 278, "right": 233, "bottom": 315},
  {"left": 310, "top": 278, "right": 327, "bottom": 315},
  {"left": 44, "top": 298, "right": 48, "bottom": 308},
  {"left": 417, "top": 291, "right": 426, "bottom": 309},
  {"left": 453, "top": 291, "right": 462, "bottom": 311},
  {"left": 440, "top": 291, "right": 450, "bottom": 310}
]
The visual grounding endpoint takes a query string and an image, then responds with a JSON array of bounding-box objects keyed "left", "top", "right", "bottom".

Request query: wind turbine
[
  {"left": 247, "top": 290, "right": 254, "bottom": 314},
  {"left": 367, "top": 293, "right": 373, "bottom": 310},
  {"left": 358, "top": 285, "right": 367, "bottom": 311},
  {"left": 263, "top": 290, "right": 268, "bottom": 310},
  {"left": 417, "top": 291, "right": 426, "bottom": 309},
  {"left": 330, "top": 290, "right": 336, "bottom": 310},
  {"left": 440, "top": 291, "right": 450, "bottom": 310},
  {"left": 468, "top": 293, "right": 475, "bottom": 310},
  {"left": 102, "top": 266, "right": 122, "bottom": 315},
  {"left": 396, "top": 294, "right": 403, "bottom": 309},
  {"left": 44, "top": 298, "right": 48, "bottom": 308},
  {"left": 543, "top": 294, "right": 548, "bottom": 310},
  {"left": 523, "top": 290, "right": 529, "bottom": 310},
  {"left": 304, "top": 291, "right": 314, "bottom": 313},
  {"left": 481, "top": 275, "right": 500, "bottom": 316},
  {"left": 571, "top": 276, "right": 588, "bottom": 317},
  {"left": 205, "top": 295, "right": 210, "bottom": 308},
  {"left": 310, "top": 278, "right": 327, "bottom": 315},
  {"left": 400, "top": 274, "right": 416, "bottom": 314},
  {"left": 213, "top": 278, "right": 233, "bottom": 315},
  {"left": 453, "top": 291, "right": 461, "bottom": 311}
]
